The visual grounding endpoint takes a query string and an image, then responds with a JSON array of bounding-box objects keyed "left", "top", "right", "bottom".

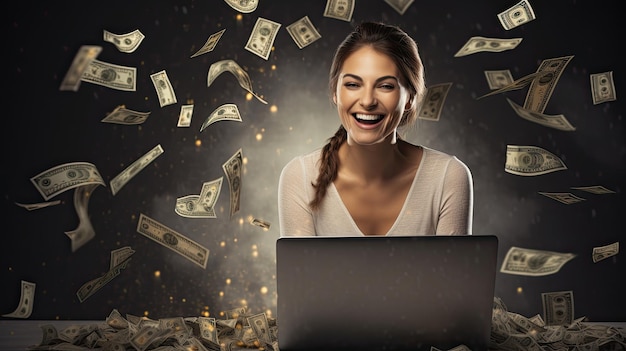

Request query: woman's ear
[
  {"left": 332, "top": 93, "right": 337, "bottom": 105},
  {"left": 405, "top": 96, "right": 414, "bottom": 110}
]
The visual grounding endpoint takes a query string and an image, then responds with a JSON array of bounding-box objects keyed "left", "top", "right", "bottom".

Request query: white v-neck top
[{"left": 278, "top": 146, "right": 473, "bottom": 236}]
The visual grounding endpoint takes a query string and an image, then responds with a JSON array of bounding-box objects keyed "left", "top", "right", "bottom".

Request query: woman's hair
[{"left": 309, "top": 21, "right": 426, "bottom": 210}]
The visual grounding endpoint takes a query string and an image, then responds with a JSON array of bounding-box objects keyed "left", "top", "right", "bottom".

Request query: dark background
[{"left": 2, "top": 0, "right": 624, "bottom": 322}]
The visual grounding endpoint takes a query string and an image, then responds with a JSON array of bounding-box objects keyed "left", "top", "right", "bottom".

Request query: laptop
[{"left": 275, "top": 235, "right": 499, "bottom": 351}]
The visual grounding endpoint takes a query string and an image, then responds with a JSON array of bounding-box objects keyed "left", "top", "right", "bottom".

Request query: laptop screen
[{"left": 275, "top": 235, "right": 499, "bottom": 351}]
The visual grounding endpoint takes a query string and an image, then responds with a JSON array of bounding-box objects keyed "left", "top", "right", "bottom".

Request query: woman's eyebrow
[{"left": 341, "top": 73, "right": 399, "bottom": 83}]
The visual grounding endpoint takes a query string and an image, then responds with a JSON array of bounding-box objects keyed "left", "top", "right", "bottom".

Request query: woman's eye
[
  {"left": 379, "top": 84, "right": 395, "bottom": 90},
  {"left": 344, "top": 82, "right": 359, "bottom": 88}
]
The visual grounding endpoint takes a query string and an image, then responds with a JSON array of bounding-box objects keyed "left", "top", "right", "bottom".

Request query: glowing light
[
  {"left": 238, "top": 218, "right": 244, "bottom": 226},
  {"left": 236, "top": 14, "right": 243, "bottom": 21},
  {"left": 269, "top": 105, "right": 278, "bottom": 113},
  {"left": 260, "top": 286, "right": 268, "bottom": 294},
  {"left": 246, "top": 92, "right": 253, "bottom": 101},
  {"left": 219, "top": 291, "right": 224, "bottom": 297},
  {"left": 255, "top": 133, "right": 262, "bottom": 141},
  {"left": 271, "top": 65, "right": 276, "bottom": 70},
  {"left": 195, "top": 139, "right": 202, "bottom": 147},
  {"left": 143, "top": 311, "right": 149, "bottom": 317},
  {"left": 226, "top": 278, "right": 232, "bottom": 285},
  {"left": 516, "top": 287, "right": 523, "bottom": 294},
  {"left": 252, "top": 250, "right": 258, "bottom": 258},
  {"left": 154, "top": 270, "right": 161, "bottom": 278},
  {"left": 202, "top": 311, "right": 209, "bottom": 317},
  {"left": 220, "top": 241, "right": 226, "bottom": 247}
]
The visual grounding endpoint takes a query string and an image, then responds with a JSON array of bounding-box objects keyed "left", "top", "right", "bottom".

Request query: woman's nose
[{"left": 359, "top": 90, "right": 377, "bottom": 108}]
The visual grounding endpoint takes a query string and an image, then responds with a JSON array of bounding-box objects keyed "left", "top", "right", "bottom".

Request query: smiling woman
[{"left": 277, "top": 21, "right": 474, "bottom": 237}]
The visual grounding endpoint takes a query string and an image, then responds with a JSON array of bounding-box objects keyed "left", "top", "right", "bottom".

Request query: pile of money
[
  {"left": 27, "top": 307, "right": 279, "bottom": 351},
  {"left": 24, "top": 297, "right": 626, "bottom": 350}
]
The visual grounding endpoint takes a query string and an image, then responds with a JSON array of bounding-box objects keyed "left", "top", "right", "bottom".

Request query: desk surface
[{"left": 1, "top": 320, "right": 625, "bottom": 351}]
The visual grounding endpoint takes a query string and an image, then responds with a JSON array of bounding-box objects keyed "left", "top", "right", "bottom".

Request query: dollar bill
[
  {"left": 592, "top": 242, "right": 619, "bottom": 263},
  {"left": 81, "top": 59, "right": 137, "bottom": 91},
  {"left": 2, "top": 280, "right": 36, "bottom": 318},
  {"left": 185, "top": 336, "right": 212, "bottom": 351},
  {"left": 570, "top": 185, "right": 616, "bottom": 194},
  {"left": 200, "top": 103, "right": 242, "bottom": 132},
  {"left": 177, "top": 104, "right": 194, "bottom": 127},
  {"left": 505, "top": 98, "right": 576, "bottom": 131},
  {"left": 384, "top": 0, "right": 414, "bottom": 15},
  {"left": 497, "top": 0, "right": 536, "bottom": 30},
  {"left": 454, "top": 36, "right": 522, "bottom": 57},
  {"left": 207, "top": 59, "right": 267, "bottom": 104},
  {"left": 505, "top": 145, "right": 567, "bottom": 176},
  {"left": 417, "top": 82, "right": 452, "bottom": 121},
  {"left": 590, "top": 71, "right": 617, "bottom": 104},
  {"left": 198, "top": 317, "right": 219, "bottom": 345},
  {"left": 110, "top": 246, "right": 136, "bottom": 269},
  {"left": 524, "top": 55, "right": 574, "bottom": 114},
  {"left": 251, "top": 218, "right": 270, "bottom": 230},
  {"left": 247, "top": 312, "right": 272, "bottom": 344},
  {"left": 223, "top": 306, "right": 247, "bottom": 319},
  {"left": 478, "top": 71, "right": 549, "bottom": 100},
  {"left": 15, "top": 200, "right": 61, "bottom": 211},
  {"left": 30, "top": 162, "right": 105, "bottom": 201},
  {"left": 65, "top": 183, "right": 101, "bottom": 252},
  {"left": 538, "top": 192, "right": 586, "bottom": 205},
  {"left": 197, "top": 177, "right": 223, "bottom": 212},
  {"left": 101, "top": 105, "right": 151, "bottom": 125},
  {"left": 150, "top": 70, "right": 177, "bottom": 107},
  {"left": 500, "top": 246, "right": 576, "bottom": 276},
  {"left": 58, "top": 324, "right": 97, "bottom": 344},
  {"left": 484, "top": 70, "right": 514, "bottom": 90},
  {"left": 245, "top": 17, "right": 281, "bottom": 60},
  {"left": 323, "top": 0, "right": 355, "bottom": 22},
  {"left": 130, "top": 326, "right": 160, "bottom": 351},
  {"left": 103, "top": 29, "right": 145, "bottom": 53},
  {"left": 223, "top": 0, "right": 258, "bottom": 13},
  {"left": 286, "top": 16, "right": 321, "bottom": 49},
  {"left": 175, "top": 177, "right": 223, "bottom": 218},
  {"left": 38, "top": 324, "right": 59, "bottom": 346},
  {"left": 223, "top": 148, "right": 243, "bottom": 218},
  {"left": 541, "top": 290, "right": 574, "bottom": 326},
  {"left": 105, "top": 309, "right": 128, "bottom": 329},
  {"left": 110, "top": 144, "right": 164, "bottom": 196},
  {"left": 191, "top": 28, "right": 226, "bottom": 58},
  {"left": 175, "top": 195, "right": 208, "bottom": 218},
  {"left": 76, "top": 247, "right": 134, "bottom": 302},
  {"left": 59, "top": 45, "right": 102, "bottom": 91},
  {"left": 136, "top": 213, "right": 209, "bottom": 268}
]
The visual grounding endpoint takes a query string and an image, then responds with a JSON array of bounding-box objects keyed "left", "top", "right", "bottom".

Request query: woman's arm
[
  {"left": 277, "top": 157, "right": 316, "bottom": 236},
  {"left": 436, "top": 157, "right": 474, "bottom": 235}
]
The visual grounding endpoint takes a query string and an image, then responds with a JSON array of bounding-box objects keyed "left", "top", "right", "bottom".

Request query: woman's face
[{"left": 334, "top": 46, "right": 411, "bottom": 146}]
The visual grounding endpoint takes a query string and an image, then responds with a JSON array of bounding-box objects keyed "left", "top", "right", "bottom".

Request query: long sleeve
[
  {"left": 435, "top": 156, "right": 474, "bottom": 235},
  {"left": 277, "top": 156, "right": 316, "bottom": 236}
]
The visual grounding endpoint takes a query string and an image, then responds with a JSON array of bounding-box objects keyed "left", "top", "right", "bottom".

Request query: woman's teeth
[{"left": 354, "top": 113, "right": 383, "bottom": 123}]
